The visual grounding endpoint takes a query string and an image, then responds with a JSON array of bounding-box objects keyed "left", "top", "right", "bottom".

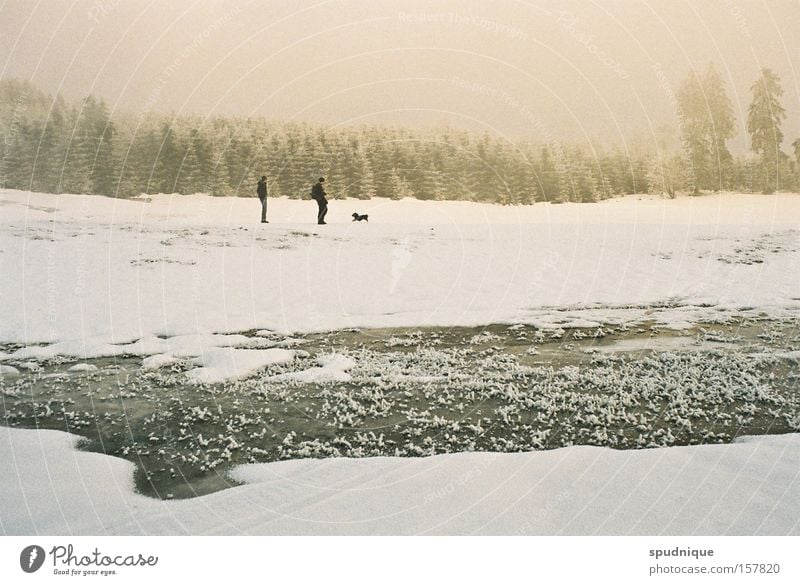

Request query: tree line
[{"left": 0, "top": 67, "right": 797, "bottom": 204}]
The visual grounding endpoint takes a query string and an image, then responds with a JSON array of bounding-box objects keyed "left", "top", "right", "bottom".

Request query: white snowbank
[
  {"left": 1, "top": 425, "right": 797, "bottom": 535},
  {"left": 141, "top": 354, "right": 181, "bottom": 370},
  {"left": 2, "top": 333, "right": 271, "bottom": 362},
  {"left": 2, "top": 190, "right": 799, "bottom": 353},
  {"left": 185, "top": 348, "right": 296, "bottom": 384}
]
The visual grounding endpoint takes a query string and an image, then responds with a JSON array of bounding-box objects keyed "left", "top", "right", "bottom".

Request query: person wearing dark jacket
[
  {"left": 311, "top": 177, "right": 328, "bottom": 224},
  {"left": 257, "top": 176, "right": 268, "bottom": 223}
]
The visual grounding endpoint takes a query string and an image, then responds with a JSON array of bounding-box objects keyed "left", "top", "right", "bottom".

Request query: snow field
[
  {"left": 1, "top": 190, "right": 799, "bottom": 350},
  {"left": 2, "top": 425, "right": 798, "bottom": 535},
  {"left": 1, "top": 189, "right": 799, "bottom": 535}
]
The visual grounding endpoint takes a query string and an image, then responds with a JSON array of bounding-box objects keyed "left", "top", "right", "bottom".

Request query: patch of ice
[{"left": 592, "top": 337, "right": 703, "bottom": 353}]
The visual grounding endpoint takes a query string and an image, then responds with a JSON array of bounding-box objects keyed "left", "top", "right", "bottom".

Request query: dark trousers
[
  {"left": 259, "top": 196, "right": 267, "bottom": 221},
  {"left": 316, "top": 199, "right": 328, "bottom": 224}
]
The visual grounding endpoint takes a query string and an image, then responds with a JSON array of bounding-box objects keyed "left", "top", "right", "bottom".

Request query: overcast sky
[{"left": 1, "top": 0, "right": 797, "bottom": 152}]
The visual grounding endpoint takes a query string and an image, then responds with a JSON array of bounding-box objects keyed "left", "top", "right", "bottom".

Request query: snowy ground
[
  {"left": 1, "top": 189, "right": 799, "bottom": 345},
  {"left": 1, "top": 189, "right": 799, "bottom": 535},
  {"left": 2, "top": 425, "right": 798, "bottom": 535}
]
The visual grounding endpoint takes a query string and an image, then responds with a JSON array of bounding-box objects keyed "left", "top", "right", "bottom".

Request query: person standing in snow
[
  {"left": 311, "top": 177, "right": 328, "bottom": 225},
  {"left": 257, "top": 175, "right": 269, "bottom": 223}
]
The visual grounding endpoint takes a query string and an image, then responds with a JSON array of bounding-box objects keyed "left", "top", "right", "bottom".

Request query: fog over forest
[
  {"left": 2, "top": 1, "right": 797, "bottom": 147},
  {"left": 1, "top": 1, "right": 798, "bottom": 200}
]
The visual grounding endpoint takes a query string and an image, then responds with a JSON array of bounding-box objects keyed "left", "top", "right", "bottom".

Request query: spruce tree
[
  {"left": 677, "top": 71, "right": 706, "bottom": 193},
  {"left": 355, "top": 156, "right": 376, "bottom": 199},
  {"left": 702, "top": 63, "right": 736, "bottom": 190},
  {"left": 155, "top": 122, "right": 180, "bottom": 193},
  {"left": 85, "top": 98, "right": 116, "bottom": 196},
  {"left": 2, "top": 119, "right": 35, "bottom": 190},
  {"left": 61, "top": 100, "right": 97, "bottom": 194},
  {"left": 747, "top": 68, "right": 786, "bottom": 193},
  {"left": 387, "top": 168, "right": 409, "bottom": 200},
  {"left": 177, "top": 140, "right": 202, "bottom": 194},
  {"left": 535, "top": 146, "right": 559, "bottom": 202}
]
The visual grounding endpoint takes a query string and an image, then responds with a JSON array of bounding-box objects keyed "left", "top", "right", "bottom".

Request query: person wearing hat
[
  {"left": 256, "top": 175, "right": 269, "bottom": 223},
  {"left": 311, "top": 177, "right": 328, "bottom": 224}
]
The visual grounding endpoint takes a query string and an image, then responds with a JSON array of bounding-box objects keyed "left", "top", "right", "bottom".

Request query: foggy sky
[{"left": 1, "top": 0, "right": 798, "bottom": 153}]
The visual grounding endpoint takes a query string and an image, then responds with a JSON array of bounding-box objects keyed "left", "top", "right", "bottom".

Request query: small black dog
[{"left": 352, "top": 212, "right": 369, "bottom": 222}]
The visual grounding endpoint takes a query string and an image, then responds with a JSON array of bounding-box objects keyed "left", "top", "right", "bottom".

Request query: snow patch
[
  {"left": 0, "top": 365, "right": 19, "bottom": 376},
  {"left": 141, "top": 354, "right": 181, "bottom": 370},
  {"left": 1, "top": 425, "right": 798, "bottom": 535},
  {"left": 272, "top": 353, "right": 355, "bottom": 383},
  {"left": 185, "top": 348, "right": 295, "bottom": 384},
  {"left": 67, "top": 363, "right": 98, "bottom": 373},
  {"left": 3, "top": 190, "right": 800, "bottom": 347}
]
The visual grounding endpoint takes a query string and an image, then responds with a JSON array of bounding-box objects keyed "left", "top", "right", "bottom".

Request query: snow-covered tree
[{"left": 747, "top": 68, "right": 786, "bottom": 193}]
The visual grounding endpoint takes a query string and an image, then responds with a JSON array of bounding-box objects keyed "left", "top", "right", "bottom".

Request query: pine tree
[
  {"left": 646, "top": 152, "right": 687, "bottom": 198},
  {"left": 702, "top": 63, "right": 736, "bottom": 190},
  {"left": 416, "top": 162, "right": 444, "bottom": 200},
  {"left": 506, "top": 154, "right": 536, "bottom": 205},
  {"left": 387, "top": 168, "right": 410, "bottom": 200},
  {"left": 676, "top": 71, "right": 706, "bottom": 193},
  {"left": 154, "top": 122, "right": 180, "bottom": 193},
  {"left": 60, "top": 100, "right": 98, "bottom": 194},
  {"left": 355, "top": 156, "right": 376, "bottom": 200},
  {"left": 135, "top": 127, "right": 165, "bottom": 194},
  {"left": 177, "top": 139, "right": 202, "bottom": 194},
  {"left": 30, "top": 96, "right": 66, "bottom": 193},
  {"left": 535, "top": 146, "right": 560, "bottom": 202},
  {"left": 209, "top": 148, "right": 233, "bottom": 197},
  {"left": 675, "top": 65, "right": 734, "bottom": 193},
  {"left": 747, "top": 68, "right": 786, "bottom": 193},
  {"left": 85, "top": 98, "right": 116, "bottom": 196},
  {"left": 792, "top": 138, "right": 800, "bottom": 191},
  {"left": 2, "top": 119, "right": 35, "bottom": 190},
  {"left": 571, "top": 153, "right": 600, "bottom": 203}
]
